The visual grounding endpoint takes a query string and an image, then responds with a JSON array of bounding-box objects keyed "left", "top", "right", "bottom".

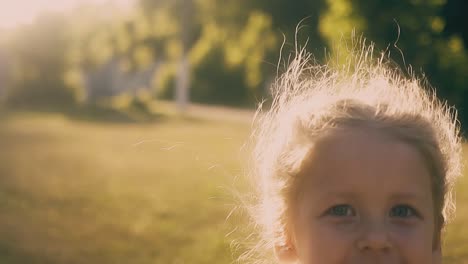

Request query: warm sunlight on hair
[
  {"left": 0, "top": 0, "right": 135, "bottom": 29},
  {"left": 242, "top": 38, "right": 463, "bottom": 264}
]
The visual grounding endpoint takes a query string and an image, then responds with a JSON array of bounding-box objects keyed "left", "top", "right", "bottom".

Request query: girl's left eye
[{"left": 389, "top": 204, "right": 419, "bottom": 218}]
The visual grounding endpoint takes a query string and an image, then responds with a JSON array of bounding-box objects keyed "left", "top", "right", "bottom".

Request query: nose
[{"left": 357, "top": 220, "right": 393, "bottom": 251}]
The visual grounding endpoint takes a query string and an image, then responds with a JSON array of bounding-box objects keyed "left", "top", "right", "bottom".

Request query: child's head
[{"left": 246, "top": 43, "right": 462, "bottom": 264}]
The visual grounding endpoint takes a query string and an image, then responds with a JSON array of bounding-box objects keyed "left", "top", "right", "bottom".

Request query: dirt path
[{"left": 154, "top": 100, "right": 256, "bottom": 124}]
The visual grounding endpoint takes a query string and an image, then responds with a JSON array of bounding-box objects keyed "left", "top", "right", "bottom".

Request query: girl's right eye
[{"left": 325, "top": 204, "right": 356, "bottom": 217}]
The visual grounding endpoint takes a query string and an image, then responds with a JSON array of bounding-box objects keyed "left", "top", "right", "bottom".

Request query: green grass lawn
[{"left": 0, "top": 110, "right": 467, "bottom": 263}]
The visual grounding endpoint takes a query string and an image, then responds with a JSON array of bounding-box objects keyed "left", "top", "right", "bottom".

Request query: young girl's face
[{"left": 278, "top": 128, "right": 440, "bottom": 264}]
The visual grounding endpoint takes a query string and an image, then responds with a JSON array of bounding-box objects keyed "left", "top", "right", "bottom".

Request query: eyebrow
[
  {"left": 319, "top": 191, "right": 426, "bottom": 202},
  {"left": 388, "top": 192, "right": 426, "bottom": 201},
  {"left": 318, "top": 191, "right": 358, "bottom": 201}
]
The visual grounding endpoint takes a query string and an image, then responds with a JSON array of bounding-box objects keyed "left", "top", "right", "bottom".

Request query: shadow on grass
[
  {"left": 0, "top": 104, "right": 165, "bottom": 124},
  {"left": 63, "top": 104, "right": 166, "bottom": 124},
  {"left": 0, "top": 103, "right": 214, "bottom": 125},
  {"left": 0, "top": 242, "right": 55, "bottom": 264}
]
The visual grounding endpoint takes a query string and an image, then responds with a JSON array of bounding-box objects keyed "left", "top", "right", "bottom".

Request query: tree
[
  {"left": 5, "top": 13, "right": 75, "bottom": 107},
  {"left": 319, "top": 0, "right": 468, "bottom": 129}
]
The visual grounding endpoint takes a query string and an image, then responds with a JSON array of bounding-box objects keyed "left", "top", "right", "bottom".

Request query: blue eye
[
  {"left": 326, "top": 204, "right": 356, "bottom": 217},
  {"left": 390, "top": 205, "right": 419, "bottom": 218}
]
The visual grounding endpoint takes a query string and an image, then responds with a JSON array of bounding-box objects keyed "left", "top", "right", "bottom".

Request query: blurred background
[{"left": 0, "top": 0, "right": 467, "bottom": 263}]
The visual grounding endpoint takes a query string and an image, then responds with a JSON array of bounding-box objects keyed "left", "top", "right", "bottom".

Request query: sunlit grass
[
  {"left": 0, "top": 110, "right": 467, "bottom": 263},
  {"left": 0, "top": 110, "right": 249, "bottom": 264}
]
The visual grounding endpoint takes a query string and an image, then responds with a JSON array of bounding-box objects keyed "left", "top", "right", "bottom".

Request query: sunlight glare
[{"left": 0, "top": 0, "right": 135, "bottom": 29}]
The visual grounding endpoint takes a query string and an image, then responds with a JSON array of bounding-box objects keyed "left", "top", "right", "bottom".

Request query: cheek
[
  {"left": 391, "top": 223, "right": 435, "bottom": 261},
  {"left": 294, "top": 217, "right": 436, "bottom": 263},
  {"left": 295, "top": 218, "right": 355, "bottom": 263}
]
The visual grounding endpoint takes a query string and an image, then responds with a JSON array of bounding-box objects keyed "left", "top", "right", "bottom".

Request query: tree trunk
[{"left": 175, "top": 0, "right": 192, "bottom": 113}]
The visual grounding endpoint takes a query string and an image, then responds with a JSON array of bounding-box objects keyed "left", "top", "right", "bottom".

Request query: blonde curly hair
[{"left": 243, "top": 39, "right": 463, "bottom": 263}]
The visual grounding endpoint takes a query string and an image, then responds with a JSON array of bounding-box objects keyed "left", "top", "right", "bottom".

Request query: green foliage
[
  {"left": 138, "top": 1, "right": 279, "bottom": 105},
  {"left": 319, "top": 0, "right": 468, "bottom": 126},
  {"left": 187, "top": 11, "right": 277, "bottom": 105},
  {"left": 191, "top": 45, "right": 249, "bottom": 105},
  {"left": 5, "top": 14, "right": 75, "bottom": 106},
  {"left": 1, "top": 0, "right": 468, "bottom": 128}
]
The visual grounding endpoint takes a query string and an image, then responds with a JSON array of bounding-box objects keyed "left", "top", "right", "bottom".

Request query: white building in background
[
  {"left": 0, "top": 47, "right": 9, "bottom": 101},
  {"left": 83, "top": 57, "right": 161, "bottom": 102}
]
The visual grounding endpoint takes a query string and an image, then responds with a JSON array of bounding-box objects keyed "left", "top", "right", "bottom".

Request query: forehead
[{"left": 298, "top": 128, "right": 433, "bottom": 200}]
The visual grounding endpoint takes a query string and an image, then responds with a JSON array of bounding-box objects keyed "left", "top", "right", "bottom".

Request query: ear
[{"left": 274, "top": 244, "right": 298, "bottom": 264}]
